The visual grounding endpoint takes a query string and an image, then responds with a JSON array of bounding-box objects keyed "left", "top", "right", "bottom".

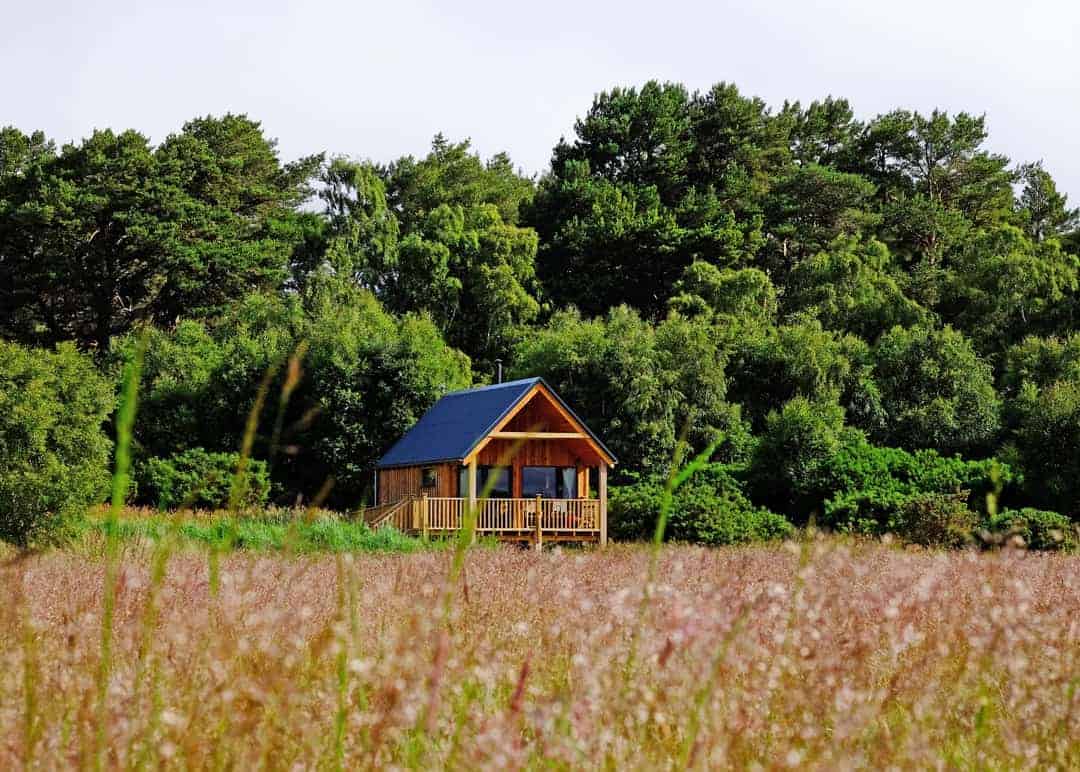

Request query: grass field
[{"left": 2, "top": 538, "right": 1078, "bottom": 769}]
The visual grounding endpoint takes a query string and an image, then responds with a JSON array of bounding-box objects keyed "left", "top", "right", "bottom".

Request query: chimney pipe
[{"left": 495, "top": 359, "right": 503, "bottom": 384}]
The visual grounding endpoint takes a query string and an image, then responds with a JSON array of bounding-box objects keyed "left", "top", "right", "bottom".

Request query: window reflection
[
  {"left": 458, "top": 465, "right": 511, "bottom": 498},
  {"left": 522, "top": 466, "right": 576, "bottom": 498}
]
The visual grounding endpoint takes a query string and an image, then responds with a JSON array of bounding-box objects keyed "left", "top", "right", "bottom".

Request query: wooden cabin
[{"left": 365, "top": 378, "right": 616, "bottom": 547}]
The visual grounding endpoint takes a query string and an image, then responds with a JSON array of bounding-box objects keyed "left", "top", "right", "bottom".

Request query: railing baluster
[{"left": 410, "top": 497, "right": 602, "bottom": 535}]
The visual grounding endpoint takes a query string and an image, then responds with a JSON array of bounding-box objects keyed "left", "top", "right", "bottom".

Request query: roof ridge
[{"left": 443, "top": 376, "right": 541, "bottom": 396}]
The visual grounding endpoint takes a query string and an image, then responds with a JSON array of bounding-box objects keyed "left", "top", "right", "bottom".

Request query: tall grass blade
[{"left": 95, "top": 328, "right": 146, "bottom": 771}]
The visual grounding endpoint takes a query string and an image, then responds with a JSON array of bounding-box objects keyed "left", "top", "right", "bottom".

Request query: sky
[{"left": 4, "top": 0, "right": 1079, "bottom": 198}]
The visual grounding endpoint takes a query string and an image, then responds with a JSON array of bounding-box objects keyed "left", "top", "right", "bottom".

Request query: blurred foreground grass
[{"left": 2, "top": 539, "right": 1078, "bottom": 769}]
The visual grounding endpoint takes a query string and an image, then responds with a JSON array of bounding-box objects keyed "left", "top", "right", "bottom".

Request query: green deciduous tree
[
  {"left": 870, "top": 324, "right": 1000, "bottom": 454},
  {"left": 381, "top": 137, "right": 540, "bottom": 369},
  {"left": 0, "top": 340, "right": 113, "bottom": 544},
  {"left": 941, "top": 225, "right": 1079, "bottom": 353},
  {"left": 783, "top": 236, "right": 927, "bottom": 340},
  {"left": 1006, "top": 379, "right": 1080, "bottom": 518},
  {"left": 317, "top": 157, "right": 400, "bottom": 291},
  {"left": 1001, "top": 334, "right": 1080, "bottom": 398},
  {"left": 118, "top": 279, "right": 471, "bottom": 508},
  {"left": 669, "top": 261, "right": 777, "bottom": 323},
  {"left": 725, "top": 319, "right": 877, "bottom": 431}
]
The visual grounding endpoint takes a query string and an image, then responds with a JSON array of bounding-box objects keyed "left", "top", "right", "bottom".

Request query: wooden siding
[
  {"left": 465, "top": 383, "right": 614, "bottom": 468},
  {"left": 377, "top": 462, "right": 457, "bottom": 505},
  {"left": 502, "top": 392, "right": 578, "bottom": 433}
]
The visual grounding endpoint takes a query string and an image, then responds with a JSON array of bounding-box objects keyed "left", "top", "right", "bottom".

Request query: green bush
[
  {"left": 749, "top": 396, "right": 848, "bottom": 520},
  {"left": 609, "top": 479, "right": 665, "bottom": 542},
  {"left": 610, "top": 464, "right": 794, "bottom": 546},
  {"left": 894, "top": 492, "right": 977, "bottom": 548},
  {"left": 0, "top": 341, "right": 113, "bottom": 546},
  {"left": 140, "top": 448, "right": 270, "bottom": 510},
  {"left": 821, "top": 437, "right": 1012, "bottom": 536},
  {"left": 984, "top": 508, "right": 1077, "bottom": 551}
]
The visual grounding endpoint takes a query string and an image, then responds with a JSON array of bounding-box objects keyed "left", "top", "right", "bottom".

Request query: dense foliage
[
  {"left": 140, "top": 448, "right": 270, "bottom": 510},
  {"left": 0, "top": 340, "right": 112, "bottom": 544},
  {"left": 3, "top": 81, "right": 1080, "bottom": 547},
  {"left": 609, "top": 464, "right": 793, "bottom": 545},
  {"left": 114, "top": 278, "right": 470, "bottom": 509}
]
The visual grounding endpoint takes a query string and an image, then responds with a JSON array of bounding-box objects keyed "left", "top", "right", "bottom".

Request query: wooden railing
[
  {"left": 423, "top": 497, "right": 601, "bottom": 533},
  {"left": 362, "top": 496, "right": 413, "bottom": 530},
  {"left": 426, "top": 497, "right": 464, "bottom": 531}
]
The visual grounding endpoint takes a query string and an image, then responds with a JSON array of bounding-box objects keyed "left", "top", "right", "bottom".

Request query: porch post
[
  {"left": 534, "top": 493, "right": 543, "bottom": 552},
  {"left": 467, "top": 459, "right": 478, "bottom": 544},
  {"left": 599, "top": 464, "right": 608, "bottom": 547},
  {"left": 467, "top": 459, "right": 478, "bottom": 506}
]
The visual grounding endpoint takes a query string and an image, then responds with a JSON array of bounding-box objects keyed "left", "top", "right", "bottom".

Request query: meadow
[{"left": 3, "top": 538, "right": 1078, "bottom": 769}]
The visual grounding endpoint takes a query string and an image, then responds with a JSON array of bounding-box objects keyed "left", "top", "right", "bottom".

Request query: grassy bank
[{"left": 71, "top": 507, "right": 434, "bottom": 554}]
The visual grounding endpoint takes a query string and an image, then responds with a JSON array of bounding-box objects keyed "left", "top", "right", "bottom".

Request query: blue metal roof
[{"left": 376, "top": 377, "right": 616, "bottom": 468}]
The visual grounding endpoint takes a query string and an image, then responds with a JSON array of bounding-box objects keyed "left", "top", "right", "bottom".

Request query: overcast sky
[{"left": 4, "top": 0, "right": 1078, "bottom": 198}]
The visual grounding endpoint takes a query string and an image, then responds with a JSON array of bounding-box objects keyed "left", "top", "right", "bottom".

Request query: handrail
[
  {"left": 364, "top": 496, "right": 601, "bottom": 534},
  {"left": 424, "top": 497, "right": 601, "bottom": 532},
  {"left": 363, "top": 496, "right": 413, "bottom": 530}
]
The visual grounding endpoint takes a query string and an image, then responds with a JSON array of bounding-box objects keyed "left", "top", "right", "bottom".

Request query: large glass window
[
  {"left": 522, "top": 466, "right": 577, "bottom": 499},
  {"left": 458, "top": 465, "right": 511, "bottom": 498},
  {"left": 559, "top": 467, "right": 577, "bottom": 499}
]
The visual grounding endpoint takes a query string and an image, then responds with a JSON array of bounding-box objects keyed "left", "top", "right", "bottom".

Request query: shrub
[
  {"left": 0, "top": 341, "right": 113, "bottom": 546},
  {"left": 984, "top": 508, "right": 1077, "bottom": 551},
  {"left": 140, "top": 448, "right": 270, "bottom": 510},
  {"left": 610, "top": 464, "right": 794, "bottom": 546},
  {"left": 821, "top": 437, "right": 1012, "bottom": 536},
  {"left": 749, "top": 397, "right": 847, "bottom": 520},
  {"left": 609, "top": 479, "right": 665, "bottom": 542},
  {"left": 894, "top": 492, "right": 977, "bottom": 548}
]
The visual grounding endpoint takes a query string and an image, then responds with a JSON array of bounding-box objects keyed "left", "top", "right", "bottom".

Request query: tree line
[{"left": 2, "top": 81, "right": 1079, "bottom": 546}]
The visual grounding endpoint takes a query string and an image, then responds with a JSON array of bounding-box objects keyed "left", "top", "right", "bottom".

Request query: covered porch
[{"left": 369, "top": 494, "right": 604, "bottom": 547}]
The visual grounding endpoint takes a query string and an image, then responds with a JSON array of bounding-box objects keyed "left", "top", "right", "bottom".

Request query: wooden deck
[{"left": 363, "top": 496, "right": 605, "bottom": 548}]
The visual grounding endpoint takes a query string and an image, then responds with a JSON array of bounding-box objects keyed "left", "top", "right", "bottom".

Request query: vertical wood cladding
[
  {"left": 502, "top": 392, "right": 577, "bottom": 433},
  {"left": 377, "top": 463, "right": 457, "bottom": 504}
]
